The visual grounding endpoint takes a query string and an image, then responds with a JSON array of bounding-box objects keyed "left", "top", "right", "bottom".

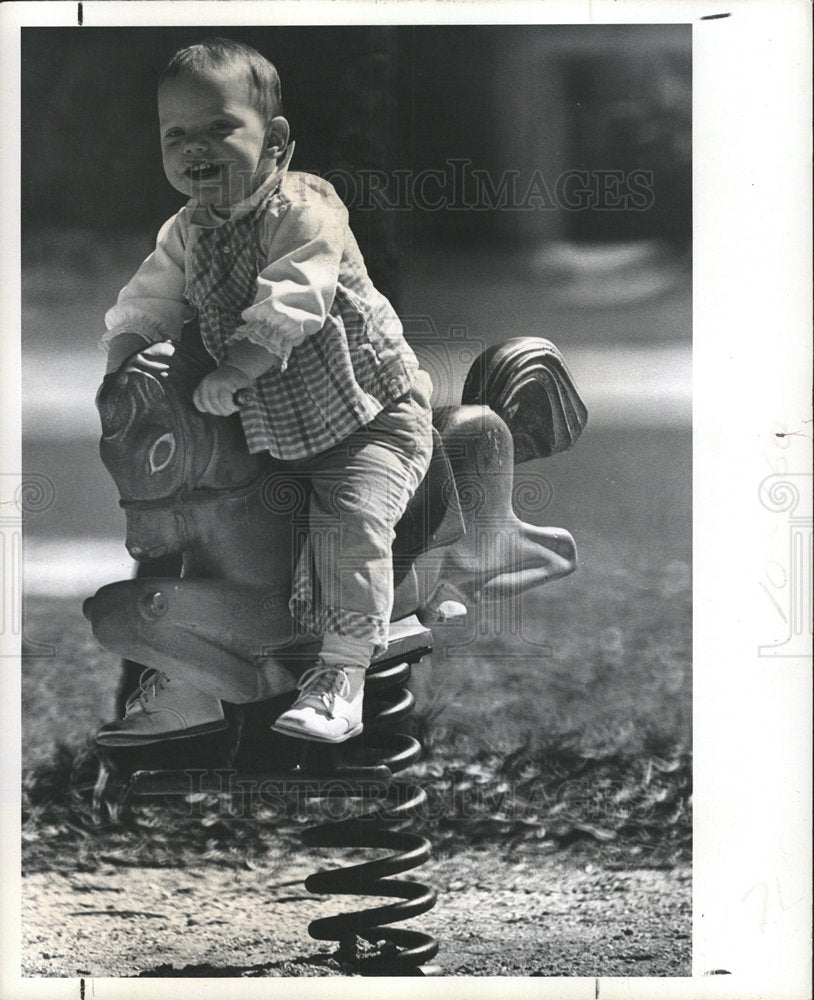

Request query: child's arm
[
  {"left": 194, "top": 188, "right": 346, "bottom": 416},
  {"left": 102, "top": 212, "right": 194, "bottom": 373},
  {"left": 226, "top": 192, "right": 347, "bottom": 371}
]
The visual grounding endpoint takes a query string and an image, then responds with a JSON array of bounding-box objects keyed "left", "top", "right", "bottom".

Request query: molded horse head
[{"left": 97, "top": 344, "right": 267, "bottom": 564}]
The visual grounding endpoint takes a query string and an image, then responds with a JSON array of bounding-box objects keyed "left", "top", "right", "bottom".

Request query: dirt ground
[{"left": 22, "top": 846, "right": 690, "bottom": 978}]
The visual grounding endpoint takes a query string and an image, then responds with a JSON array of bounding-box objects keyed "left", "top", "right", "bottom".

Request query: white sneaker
[
  {"left": 271, "top": 663, "right": 365, "bottom": 743},
  {"left": 95, "top": 670, "right": 227, "bottom": 747}
]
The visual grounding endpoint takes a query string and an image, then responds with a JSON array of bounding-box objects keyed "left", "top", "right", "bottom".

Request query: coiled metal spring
[{"left": 299, "top": 658, "right": 439, "bottom": 973}]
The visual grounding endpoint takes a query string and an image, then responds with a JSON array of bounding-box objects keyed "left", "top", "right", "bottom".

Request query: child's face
[{"left": 158, "top": 71, "right": 273, "bottom": 208}]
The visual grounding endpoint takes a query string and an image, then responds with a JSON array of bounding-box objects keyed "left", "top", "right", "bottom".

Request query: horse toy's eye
[{"left": 148, "top": 432, "right": 177, "bottom": 474}]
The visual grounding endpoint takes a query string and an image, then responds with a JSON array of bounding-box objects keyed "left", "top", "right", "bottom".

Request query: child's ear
[{"left": 265, "top": 116, "right": 290, "bottom": 159}]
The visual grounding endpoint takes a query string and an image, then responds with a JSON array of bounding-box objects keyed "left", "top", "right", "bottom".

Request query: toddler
[{"left": 96, "top": 38, "right": 433, "bottom": 745}]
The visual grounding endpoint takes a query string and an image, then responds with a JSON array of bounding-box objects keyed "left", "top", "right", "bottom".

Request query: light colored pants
[{"left": 288, "top": 369, "right": 434, "bottom": 658}]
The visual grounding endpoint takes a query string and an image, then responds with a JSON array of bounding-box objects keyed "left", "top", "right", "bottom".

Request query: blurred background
[{"left": 21, "top": 24, "right": 691, "bottom": 764}]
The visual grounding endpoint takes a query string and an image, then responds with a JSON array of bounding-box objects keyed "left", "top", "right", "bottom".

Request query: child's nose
[{"left": 183, "top": 134, "right": 210, "bottom": 154}]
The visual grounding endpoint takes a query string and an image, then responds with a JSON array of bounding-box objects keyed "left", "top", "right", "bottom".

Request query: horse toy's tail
[
  {"left": 461, "top": 337, "right": 588, "bottom": 463},
  {"left": 409, "top": 336, "right": 587, "bottom": 620}
]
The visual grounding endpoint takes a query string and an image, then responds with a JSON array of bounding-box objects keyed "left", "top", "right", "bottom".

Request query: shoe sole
[
  {"left": 270, "top": 720, "right": 364, "bottom": 744},
  {"left": 94, "top": 719, "right": 229, "bottom": 748}
]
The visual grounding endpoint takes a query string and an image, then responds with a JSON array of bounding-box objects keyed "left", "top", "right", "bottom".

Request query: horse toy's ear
[
  {"left": 95, "top": 340, "right": 216, "bottom": 453},
  {"left": 97, "top": 341, "right": 215, "bottom": 409},
  {"left": 96, "top": 374, "right": 135, "bottom": 440}
]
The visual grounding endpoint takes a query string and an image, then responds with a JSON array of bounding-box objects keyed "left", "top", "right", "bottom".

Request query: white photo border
[{"left": 2, "top": 2, "right": 811, "bottom": 998}]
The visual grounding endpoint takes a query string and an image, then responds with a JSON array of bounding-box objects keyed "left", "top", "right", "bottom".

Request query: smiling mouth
[{"left": 185, "top": 161, "right": 221, "bottom": 181}]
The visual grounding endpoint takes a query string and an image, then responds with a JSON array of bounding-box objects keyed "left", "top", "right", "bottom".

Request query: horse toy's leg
[{"left": 416, "top": 405, "right": 577, "bottom": 618}]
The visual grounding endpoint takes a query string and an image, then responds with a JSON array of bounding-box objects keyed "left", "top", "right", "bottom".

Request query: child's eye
[
  {"left": 164, "top": 129, "right": 183, "bottom": 140},
  {"left": 211, "top": 122, "right": 235, "bottom": 132}
]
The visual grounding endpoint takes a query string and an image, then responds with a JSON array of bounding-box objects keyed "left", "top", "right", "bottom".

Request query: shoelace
[
  {"left": 124, "top": 669, "right": 170, "bottom": 714},
  {"left": 294, "top": 665, "right": 350, "bottom": 708}
]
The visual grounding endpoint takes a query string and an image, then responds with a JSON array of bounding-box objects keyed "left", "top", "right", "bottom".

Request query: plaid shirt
[{"left": 104, "top": 150, "right": 420, "bottom": 459}]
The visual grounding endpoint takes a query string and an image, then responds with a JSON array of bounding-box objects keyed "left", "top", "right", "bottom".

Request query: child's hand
[
  {"left": 105, "top": 332, "right": 158, "bottom": 374},
  {"left": 193, "top": 364, "right": 255, "bottom": 416},
  {"left": 124, "top": 340, "right": 176, "bottom": 373}
]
